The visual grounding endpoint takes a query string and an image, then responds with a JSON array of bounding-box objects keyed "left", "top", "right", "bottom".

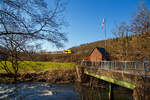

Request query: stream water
[{"left": 0, "top": 82, "right": 133, "bottom": 100}]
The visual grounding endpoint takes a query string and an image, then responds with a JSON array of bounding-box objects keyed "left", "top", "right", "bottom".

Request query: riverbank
[
  {"left": 0, "top": 62, "right": 77, "bottom": 84},
  {"left": 0, "top": 67, "right": 77, "bottom": 84}
]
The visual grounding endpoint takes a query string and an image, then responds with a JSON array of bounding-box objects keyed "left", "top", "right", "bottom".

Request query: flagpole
[
  {"left": 105, "top": 19, "right": 106, "bottom": 51},
  {"left": 101, "top": 18, "right": 107, "bottom": 59},
  {"left": 104, "top": 19, "right": 107, "bottom": 60}
]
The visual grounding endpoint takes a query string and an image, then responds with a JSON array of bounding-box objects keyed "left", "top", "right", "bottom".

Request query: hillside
[
  {"left": 71, "top": 35, "right": 150, "bottom": 61},
  {"left": 39, "top": 33, "right": 150, "bottom": 62}
]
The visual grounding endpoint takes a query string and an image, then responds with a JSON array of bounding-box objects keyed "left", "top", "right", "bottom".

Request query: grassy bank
[
  {"left": 0, "top": 61, "right": 77, "bottom": 83},
  {"left": 0, "top": 61, "right": 76, "bottom": 73}
]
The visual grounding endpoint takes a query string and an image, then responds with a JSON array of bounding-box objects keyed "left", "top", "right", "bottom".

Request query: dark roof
[
  {"left": 88, "top": 47, "right": 110, "bottom": 60},
  {"left": 96, "top": 47, "right": 107, "bottom": 55},
  {"left": 88, "top": 47, "right": 106, "bottom": 56}
]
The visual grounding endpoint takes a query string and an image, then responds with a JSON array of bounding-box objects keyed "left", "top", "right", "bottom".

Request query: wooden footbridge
[{"left": 76, "top": 60, "right": 150, "bottom": 100}]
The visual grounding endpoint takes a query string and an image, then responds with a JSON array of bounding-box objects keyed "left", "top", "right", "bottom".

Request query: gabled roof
[{"left": 88, "top": 47, "right": 107, "bottom": 56}]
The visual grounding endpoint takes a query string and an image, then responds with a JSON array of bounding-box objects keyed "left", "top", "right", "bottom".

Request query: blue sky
[{"left": 43, "top": 0, "right": 150, "bottom": 51}]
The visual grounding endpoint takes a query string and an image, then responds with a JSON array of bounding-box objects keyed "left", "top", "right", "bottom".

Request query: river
[{"left": 0, "top": 82, "right": 133, "bottom": 100}]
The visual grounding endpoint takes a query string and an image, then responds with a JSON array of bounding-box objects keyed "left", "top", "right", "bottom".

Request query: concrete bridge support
[
  {"left": 133, "top": 87, "right": 145, "bottom": 100},
  {"left": 77, "top": 66, "right": 150, "bottom": 100},
  {"left": 108, "top": 83, "right": 114, "bottom": 100},
  {"left": 133, "top": 85, "right": 150, "bottom": 100}
]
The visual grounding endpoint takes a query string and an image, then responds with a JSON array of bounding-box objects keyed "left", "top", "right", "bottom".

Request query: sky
[{"left": 43, "top": 0, "right": 150, "bottom": 51}]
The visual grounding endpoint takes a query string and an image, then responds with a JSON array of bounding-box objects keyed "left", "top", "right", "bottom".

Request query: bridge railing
[{"left": 80, "top": 60, "right": 150, "bottom": 76}]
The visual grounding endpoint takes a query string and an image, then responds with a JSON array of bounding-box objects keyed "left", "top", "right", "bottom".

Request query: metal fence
[{"left": 80, "top": 60, "right": 150, "bottom": 76}]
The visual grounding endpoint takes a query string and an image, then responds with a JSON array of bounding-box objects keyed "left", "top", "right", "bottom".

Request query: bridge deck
[
  {"left": 80, "top": 61, "right": 150, "bottom": 90},
  {"left": 80, "top": 61, "right": 150, "bottom": 77}
]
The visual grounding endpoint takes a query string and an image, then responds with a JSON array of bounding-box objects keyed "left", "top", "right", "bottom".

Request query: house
[{"left": 84, "top": 47, "right": 109, "bottom": 61}]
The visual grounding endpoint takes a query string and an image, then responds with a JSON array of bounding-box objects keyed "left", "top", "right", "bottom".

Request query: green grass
[{"left": 0, "top": 61, "right": 76, "bottom": 73}]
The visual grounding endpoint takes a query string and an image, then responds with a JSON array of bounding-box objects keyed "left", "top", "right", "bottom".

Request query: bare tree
[
  {"left": 130, "top": 3, "right": 150, "bottom": 60},
  {"left": 0, "top": 34, "right": 28, "bottom": 81},
  {"left": 112, "top": 3, "right": 150, "bottom": 61},
  {"left": 0, "top": 0, "right": 68, "bottom": 47},
  {"left": 112, "top": 22, "right": 130, "bottom": 60},
  {"left": 0, "top": 0, "right": 68, "bottom": 81},
  {"left": 130, "top": 3, "right": 150, "bottom": 36}
]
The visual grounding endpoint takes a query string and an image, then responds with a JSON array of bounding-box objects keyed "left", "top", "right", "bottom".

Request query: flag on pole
[{"left": 101, "top": 18, "right": 105, "bottom": 30}]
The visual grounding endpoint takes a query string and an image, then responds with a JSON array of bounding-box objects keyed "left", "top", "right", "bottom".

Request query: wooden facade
[{"left": 84, "top": 47, "right": 109, "bottom": 61}]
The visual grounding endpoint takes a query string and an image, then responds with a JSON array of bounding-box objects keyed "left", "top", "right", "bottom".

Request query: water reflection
[
  {"left": 75, "top": 84, "right": 108, "bottom": 100},
  {"left": 75, "top": 84, "right": 133, "bottom": 100},
  {"left": 0, "top": 82, "right": 133, "bottom": 100}
]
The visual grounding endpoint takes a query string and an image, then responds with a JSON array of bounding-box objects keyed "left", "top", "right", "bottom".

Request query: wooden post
[
  {"left": 76, "top": 66, "right": 84, "bottom": 82},
  {"left": 90, "top": 77, "right": 93, "bottom": 87},
  {"left": 76, "top": 66, "right": 81, "bottom": 82},
  {"left": 143, "top": 62, "right": 146, "bottom": 77}
]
